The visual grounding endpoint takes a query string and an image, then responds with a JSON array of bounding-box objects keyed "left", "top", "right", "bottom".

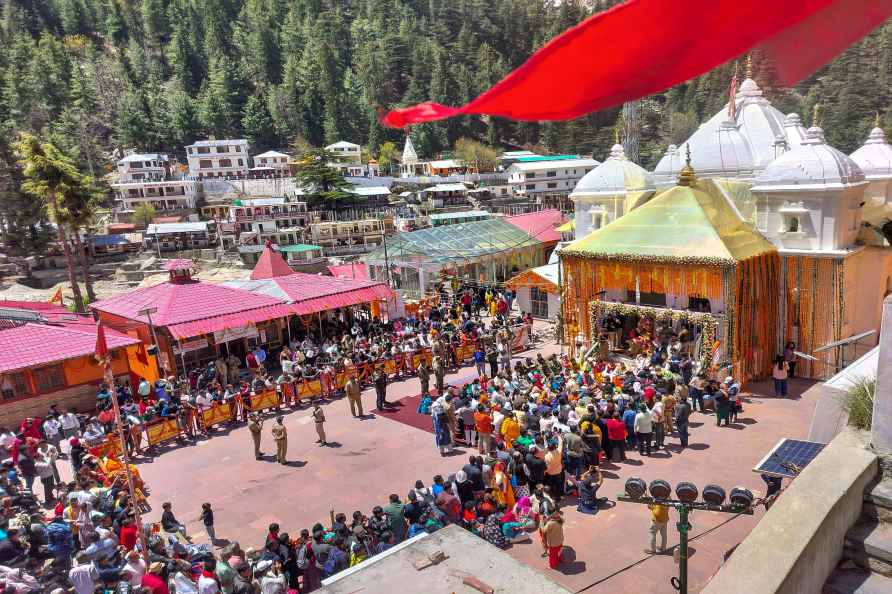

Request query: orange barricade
[
  {"left": 248, "top": 390, "right": 281, "bottom": 412},
  {"left": 384, "top": 359, "right": 398, "bottom": 375},
  {"left": 335, "top": 370, "right": 350, "bottom": 389},
  {"left": 146, "top": 417, "right": 181, "bottom": 447},
  {"left": 298, "top": 379, "right": 323, "bottom": 400},
  {"left": 200, "top": 402, "right": 233, "bottom": 430},
  {"left": 356, "top": 362, "right": 371, "bottom": 383}
]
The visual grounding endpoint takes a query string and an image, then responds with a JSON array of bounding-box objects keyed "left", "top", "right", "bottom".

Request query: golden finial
[
  {"left": 677, "top": 145, "right": 696, "bottom": 187},
  {"left": 745, "top": 54, "right": 753, "bottom": 79},
  {"left": 812, "top": 104, "right": 822, "bottom": 128},
  {"left": 614, "top": 127, "right": 620, "bottom": 145}
]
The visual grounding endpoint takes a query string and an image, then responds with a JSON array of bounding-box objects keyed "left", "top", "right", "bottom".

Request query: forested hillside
[{"left": 1, "top": 0, "right": 891, "bottom": 253}]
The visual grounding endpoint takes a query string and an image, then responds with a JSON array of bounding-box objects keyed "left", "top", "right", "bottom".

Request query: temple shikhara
[{"left": 562, "top": 66, "right": 892, "bottom": 380}]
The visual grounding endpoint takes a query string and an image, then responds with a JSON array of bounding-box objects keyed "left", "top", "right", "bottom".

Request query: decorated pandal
[{"left": 561, "top": 156, "right": 780, "bottom": 382}]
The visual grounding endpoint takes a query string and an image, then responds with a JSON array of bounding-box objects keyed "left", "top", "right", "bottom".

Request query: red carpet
[{"left": 373, "top": 393, "right": 433, "bottom": 433}]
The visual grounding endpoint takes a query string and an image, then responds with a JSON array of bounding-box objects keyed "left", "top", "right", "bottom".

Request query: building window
[
  {"left": 530, "top": 287, "right": 550, "bottom": 318},
  {"left": 547, "top": 182, "right": 558, "bottom": 189},
  {"left": 235, "top": 146, "right": 242, "bottom": 152},
  {"left": 546, "top": 171, "right": 557, "bottom": 177},
  {"left": 1, "top": 373, "right": 31, "bottom": 400},
  {"left": 237, "top": 159, "right": 244, "bottom": 166},
  {"left": 689, "top": 297, "right": 711, "bottom": 312},
  {"left": 784, "top": 215, "right": 800, "bottom": 233},
  {"left": 217, "top": 145, "right": 230, "bottom": 153},
  {"left": 590, "top": 210, "right": 605, "bottom": 230},
  {"left": 525, "top": 184, "right": 536, "bottom": 191},
  {"left": 197, "top": 147, "right": 210, "bottom": 154},
  {"left": 219, "top": 158, "right": 232, "bottom": 168},
  {"left": 199, "top": 160, "right": 212, "bottom": 169},
  {"left": 33, "top": 364, "right": 65, "bottom": 393},
  {"left": 525, "top": 172, "right": 535, "bottom": 179}
]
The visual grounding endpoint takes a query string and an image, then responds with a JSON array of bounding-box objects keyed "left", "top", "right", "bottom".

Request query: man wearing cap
[
  {"left": 271, "top": 416, "right": 287, "bottom": 464},
  {"left": 248, "top": 414, "right": 264, "bottom": 460},
  {"left": 312, "top": 404, "right": 327, "bottom": 447}
]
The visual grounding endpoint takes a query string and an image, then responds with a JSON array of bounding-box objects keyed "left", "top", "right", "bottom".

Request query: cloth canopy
[
  {"left": 383, "top": 0, "right": 892, "bottom": 127},
  {"left": 562, "top": 178, "right": 776, "bottom": 265}
]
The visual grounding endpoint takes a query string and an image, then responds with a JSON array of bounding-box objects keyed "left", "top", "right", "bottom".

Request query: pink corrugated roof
[
  {"left": 166, "top": 303, "right": 296, "bottom": 340},
  {"left": 0, "top": 322, "right": 140, "bottom": 373},
  {"left": 225, "top": 272, "right": 394, "bottom": 316},
  {"left": 90, "top": 279, "right": 286, "bottom": 327},
  {"left": 505, "top": 209, "right": 564, "bottom": 243},
  {"left": 327, "top": 263, "right": 369, "bottom": 280}
]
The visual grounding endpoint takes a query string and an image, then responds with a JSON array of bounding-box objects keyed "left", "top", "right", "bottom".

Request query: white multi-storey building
[
  {"left": 507, "top": 156, "right": 600, "bottom": 197},
  {"left": 186, "top": 139, "right": 250, "bottom": 179},
  {"left": 112, "top": 153, "right": 199, "bottom": 214},
  {"left": 251, "top": 150, "right": 291, "bottom": 176},
  {"left": 325, "top": 141, "right": 362, "bottom": 163}
]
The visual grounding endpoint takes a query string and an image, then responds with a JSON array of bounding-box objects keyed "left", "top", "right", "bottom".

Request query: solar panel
[{"left": 753, "top": 438, "right": 826, "bottom": 478}]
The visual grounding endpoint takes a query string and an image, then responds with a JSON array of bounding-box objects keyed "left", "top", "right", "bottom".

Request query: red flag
[
  {"left": 48, "top": 287, "right": 63, "bottom": 304},
  {"left": 383, "top": 0, "right": 892, "bottom": 128},
  {"left": 95, "top": 321, "right": 109, "bottom": 359}
]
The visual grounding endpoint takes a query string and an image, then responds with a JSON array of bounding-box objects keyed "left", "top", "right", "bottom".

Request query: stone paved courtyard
[{"left": 134, "top": 340, "right": 818, "bottom": 593}]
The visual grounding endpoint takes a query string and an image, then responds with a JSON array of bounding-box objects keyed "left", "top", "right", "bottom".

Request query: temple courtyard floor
[{"left": 135, "top": 339, "right": 818, "bottom": 593}]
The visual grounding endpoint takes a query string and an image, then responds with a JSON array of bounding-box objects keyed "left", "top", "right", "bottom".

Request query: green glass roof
[
  {"left": 515, "top": 154, "right": 580, "bottom": 163},
  {"left": 366, "top": 218, "right": 538, "bottom": 265},
  {"left": 278, "top": 244, "right": 322, "bottom": 253}
]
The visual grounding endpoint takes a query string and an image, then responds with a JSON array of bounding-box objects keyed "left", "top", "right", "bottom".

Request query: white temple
[{"left": 568, "top": 67, "right": 892, "bottom": 378}]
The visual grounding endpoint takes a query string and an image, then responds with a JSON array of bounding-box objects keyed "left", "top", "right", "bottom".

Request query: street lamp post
[{"left": 618, "top": 480, "right": 755, "bottom": 594}]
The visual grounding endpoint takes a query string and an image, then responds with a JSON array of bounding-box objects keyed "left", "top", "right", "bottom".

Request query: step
[
  {"left": 824, "top": 568, "right": 892, "bottom": 594},
  {"left": 844, "top": 520, "right": 892, "bottom": 577},
  {"left": 864, "top": 480, "right": 892, "bottom": 521}
]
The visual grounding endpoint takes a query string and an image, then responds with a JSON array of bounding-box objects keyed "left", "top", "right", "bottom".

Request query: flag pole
[{"left": 96, "top": 323, "right": 150, "bottom": 563}]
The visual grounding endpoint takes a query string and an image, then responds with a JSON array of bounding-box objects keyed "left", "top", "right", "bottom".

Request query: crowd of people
[{"left": 0, "top": 280, "right": 772, "bottom": 594}]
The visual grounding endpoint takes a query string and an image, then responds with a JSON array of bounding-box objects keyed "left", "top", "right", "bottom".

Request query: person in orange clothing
[
  {"left": 499, "top": 411, "right": 520, "bottom": 449},
  {"left": 474, "top": 405, "right": 494, "bottom": 454}
]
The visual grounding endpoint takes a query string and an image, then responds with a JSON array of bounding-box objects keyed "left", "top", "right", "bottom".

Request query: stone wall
[{"left": 701, "top": 429, "right": 877, "bottom": 594}]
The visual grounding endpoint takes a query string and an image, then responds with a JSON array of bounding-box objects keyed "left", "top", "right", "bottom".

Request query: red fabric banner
[{"left": 383, "top": 0, "right": 892, "bottom": 128}]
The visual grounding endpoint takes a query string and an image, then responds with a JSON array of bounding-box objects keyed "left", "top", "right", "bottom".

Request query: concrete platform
[{"left": 136, "top": 338, "right": 818, "bottom": 593}]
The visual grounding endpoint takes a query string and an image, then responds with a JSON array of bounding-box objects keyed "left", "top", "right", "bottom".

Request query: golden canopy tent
[{"left": 560, "top": 164, "right": 780, "bottom": 382}]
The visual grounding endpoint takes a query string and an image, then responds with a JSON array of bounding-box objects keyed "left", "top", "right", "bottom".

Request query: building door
[{"left": 530, "top": 287, "right": 549, "bottom": 318}]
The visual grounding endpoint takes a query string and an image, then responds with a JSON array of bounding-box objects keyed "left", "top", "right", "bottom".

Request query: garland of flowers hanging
[{"left": 588, "top": 300, "right": 723, "bottom": 369}]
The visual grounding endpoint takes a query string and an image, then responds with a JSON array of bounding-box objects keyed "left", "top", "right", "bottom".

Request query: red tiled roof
[
  {"left": 0, "top": 301, "right": 70, "bottom": 314},
  {"left": 505, "top": 209, "right": 564, "bottom": 243},
  {"left": 0, "top": 322, "right": 140, "bottom": 373},
  {"left": 166, "top": 303, "right": 296, "bottom": 340},
  {"left": 90, "top": 279, "right": 286, "bottom": 328},
  {"left": 251, "top": 243, "right": 297, "bottom": 280},
  {"left": 327, "top": 263, "right": 369, "bottom": 280}
]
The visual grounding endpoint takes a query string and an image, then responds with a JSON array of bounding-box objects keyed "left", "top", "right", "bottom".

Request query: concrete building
[
  {"left": 420, "top": 183, "right": 469, "bottom": 208},
  {"left": 251, "top": 150, "right": 291, "bottom": 176},
  {"left": 226, "top": 197, "right": 310, "bottom": 246},
  {"left": 325, "top": 140, "right": 362, "bottom": 163},
  {"left": 186, "top": 139, "right": 250, "bottom": 179},
  {"left": 310, "top": 217, "right": 392, "bottom": 257},
  {"left": 507, "top": 155, "right": 600, "bottom": 198},
  {"left": 144, "top": 221, "right": 216, "bottom": 252},
  {"left": 112, "top": 153, "right": 199, "bottom": 215}
]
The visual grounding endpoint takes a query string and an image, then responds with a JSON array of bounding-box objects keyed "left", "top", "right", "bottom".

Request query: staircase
[{"left": 824, "top": 478, "right": 892, "bottom": 593}]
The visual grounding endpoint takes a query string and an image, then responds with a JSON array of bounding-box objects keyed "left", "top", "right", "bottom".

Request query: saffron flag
[
  {"left": 48, "top": 287, "right": 63, "bottom": 304},
  {"left": 383, "top": 0, "right": 892, "bottom": 128}
]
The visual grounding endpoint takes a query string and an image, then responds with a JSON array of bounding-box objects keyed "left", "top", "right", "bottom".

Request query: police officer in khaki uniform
[
  {"left": 312, "top": 404, "right": 327, "bottom": 446},
  {"left": 248, "top": 413, "right": 264, "bottom": 460},
  {"left": 345, "top": 377, "right": 363, "bottom": 417},
  {"left": 271, "top": 416, "right": 287, "bottom": 464}
]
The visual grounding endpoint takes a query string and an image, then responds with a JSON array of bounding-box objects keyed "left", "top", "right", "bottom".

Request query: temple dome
[
  {"left": 653, "top": 77, "right": 806, "bottom": 185},
  {"left": 571, "top": 144, "right": 655, "bottom": 197},
  {"left": 753, "top": 127, "right": 867, "bottom": 190},
  {"left": 850, "top": 125, "right": 892, "bottom": 180}
]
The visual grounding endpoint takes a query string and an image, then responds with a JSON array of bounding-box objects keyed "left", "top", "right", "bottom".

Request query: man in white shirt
[
  {"left": 633, "top": 405, "right": 653, "bottom": 456},
  {"left": 60, "top": 409, "right": 81, "bottom": 440},
  {"left": 121, "top": 550, "right": 146, "bottom": 586},
  {"left": 68, "top": 556, "right": 99, "bottom": 594},
  {"left": 198, "top": 559, "right": 220, "bottom": 594},
  {"left": 43, "top": 416, "right": 62, "bottom": 448},
  {"left": 651, "top": 397, "right": 665, "bottom": 450}
]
